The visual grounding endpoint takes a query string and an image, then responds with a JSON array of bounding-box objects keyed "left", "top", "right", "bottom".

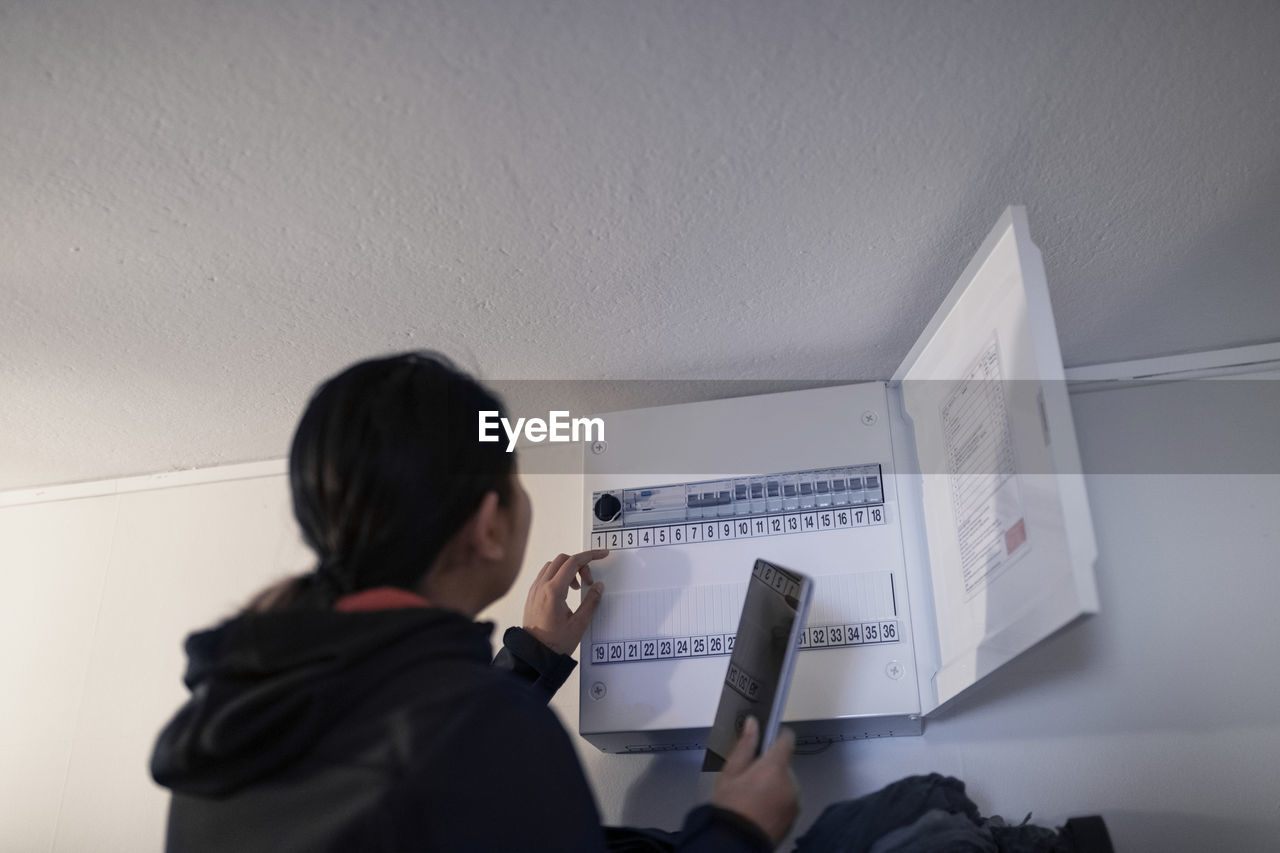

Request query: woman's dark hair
[{"left": 250, "top": 352, "right": 514, "bottom": 611}]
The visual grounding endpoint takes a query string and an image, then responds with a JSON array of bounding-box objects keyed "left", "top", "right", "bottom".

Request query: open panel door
[{"left": 893, "top": 206, "right": 1098, "bottom": 714}]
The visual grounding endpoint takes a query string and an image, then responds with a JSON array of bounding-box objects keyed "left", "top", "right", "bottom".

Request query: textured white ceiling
[{"left": 3, "top": 0, "right": 1279, "bottom": 491}]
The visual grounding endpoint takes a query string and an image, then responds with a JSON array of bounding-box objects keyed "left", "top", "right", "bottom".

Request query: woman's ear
[{"left": 465, "top": 491, "right": 507, "bottom": 561}]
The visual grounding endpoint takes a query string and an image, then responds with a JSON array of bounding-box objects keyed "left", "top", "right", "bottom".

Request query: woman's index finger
[{"left": 552, "top": 549, "right": 609, "bottom": 590}]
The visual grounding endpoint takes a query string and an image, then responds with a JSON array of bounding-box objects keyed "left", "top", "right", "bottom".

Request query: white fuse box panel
[{"left": 578, "top": 207, "right": 1099, "bottom": 753}]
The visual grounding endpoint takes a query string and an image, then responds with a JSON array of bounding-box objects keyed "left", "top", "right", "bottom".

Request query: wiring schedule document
[{"left": 940, "top": 338, "right": 1029, "bottom": 597}]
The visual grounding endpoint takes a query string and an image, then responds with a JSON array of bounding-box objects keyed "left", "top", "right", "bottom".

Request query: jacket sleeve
[
  {"left": 675, "top": 805, "right": 774, "bottom": 852},
  {"left": 492, "top": 626, "right": 577, "bottom": 702},
  {"left": 606, "top": 804, "right": 773, "bottom": 852}
]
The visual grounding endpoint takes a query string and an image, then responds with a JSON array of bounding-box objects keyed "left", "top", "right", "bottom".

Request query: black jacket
[{"left": 151, "top": 605, "right": 771, "bottom": 852}]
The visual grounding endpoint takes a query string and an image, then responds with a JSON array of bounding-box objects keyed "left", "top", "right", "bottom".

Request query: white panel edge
[
  {"left": 886, "top": 385, "right": 942, "bottom": 716},
  {"left": 0, "top": 459, "right": 288, "bottom": 508},
  {"left": 1013, "top": 210, "right": 1101, "bottom": 611},
  {"left": 892, "top": 205, "right": 1023, "bottom": 383}
]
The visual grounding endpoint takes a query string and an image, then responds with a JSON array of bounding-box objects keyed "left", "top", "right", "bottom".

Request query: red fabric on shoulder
[{"left": 333, "top": 587, "right": 432, "bottom": 612}]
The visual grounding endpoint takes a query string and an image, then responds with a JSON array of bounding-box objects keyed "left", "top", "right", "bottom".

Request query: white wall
[
  {"left": 0, "top": 472, "right": 314, "bottom": 852},
  {"left": 2, "top": 378, "right": 1279, "bottom": 851}
]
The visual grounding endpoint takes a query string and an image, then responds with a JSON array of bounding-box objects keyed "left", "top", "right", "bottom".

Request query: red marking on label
[{"left": 1005, "top": 518, "right": 1027, "bottom": 555}]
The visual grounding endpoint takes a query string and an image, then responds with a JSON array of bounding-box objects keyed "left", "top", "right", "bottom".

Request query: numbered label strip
[
  {"left": 590, "top": 504, "right": 887, "bottom": 551},
  {"left": 589, "top": 573, "right": 900, "bottom": 666},
  {"left": 590, "top": 619, "right": 901, "bottom": 666}
]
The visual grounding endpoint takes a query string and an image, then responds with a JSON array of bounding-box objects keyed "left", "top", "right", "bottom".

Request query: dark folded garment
[{"left": 792, "top": 773, "right": 1113, "bottom": 853}]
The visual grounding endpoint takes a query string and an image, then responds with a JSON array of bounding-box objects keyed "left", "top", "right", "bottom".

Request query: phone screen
[{"left": 703, "top": 559, "right": 812, "bottom": 771}]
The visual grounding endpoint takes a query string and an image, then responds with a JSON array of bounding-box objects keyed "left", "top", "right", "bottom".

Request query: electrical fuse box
[{"left": 578, "top": 208, "right": 1099, "bottom": 753}]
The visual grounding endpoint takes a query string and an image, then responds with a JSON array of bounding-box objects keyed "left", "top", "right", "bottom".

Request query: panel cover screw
[
  {"left": 861, "top": 411, "right": 878, "bottom": 426},
  {"left": 590, "top": 681, "right": 607, "bottom": 700},
  {"left": 885, "top": 661, "right": 905, "bottom": 680},
  {"left": 591, "top": 440, "right": 608, "bottom": 455}
]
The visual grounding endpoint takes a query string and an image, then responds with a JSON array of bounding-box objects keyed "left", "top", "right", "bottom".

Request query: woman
[{"left": 150, "top": 352, "right": 797, "bottom": 852}]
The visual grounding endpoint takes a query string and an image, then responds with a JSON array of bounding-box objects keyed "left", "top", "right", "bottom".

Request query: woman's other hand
[
  {"left": 711, "top": 716, "right": 800, "bottom": 844},
  {"left": 523, "top": 549, "right": 608, "bottom": 654}
]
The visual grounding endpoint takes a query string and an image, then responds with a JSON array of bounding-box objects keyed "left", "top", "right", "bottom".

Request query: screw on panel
[
  {"left": 591, "top": 440, "right": 608, "bottom": 455},
  {"left": 590, "top": 681, "right": 607, "bottom": 700},
  {"left": 861, "top": 411, "right": 878, "bottom": 426},
  {"left": 885, "top": 660, "right": 905, "bottom": 680}
]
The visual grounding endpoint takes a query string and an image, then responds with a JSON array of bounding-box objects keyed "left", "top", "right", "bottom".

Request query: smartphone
[{"left": 703, "top": 559, "right": 813, "bottom": 771}]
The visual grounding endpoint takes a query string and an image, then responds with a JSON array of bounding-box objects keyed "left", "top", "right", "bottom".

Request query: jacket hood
[{"left": 150, "top": 606, "right": 494, "bottom": 797}]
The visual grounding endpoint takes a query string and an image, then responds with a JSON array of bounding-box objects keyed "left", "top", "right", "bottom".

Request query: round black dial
[{"left": 593, "top": 493, "right": 622, "bottom": 523}]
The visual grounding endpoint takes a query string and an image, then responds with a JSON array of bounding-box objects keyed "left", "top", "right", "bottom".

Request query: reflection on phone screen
[{"left": 703, "top": 560, "right": 807, "bottom": 771}]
